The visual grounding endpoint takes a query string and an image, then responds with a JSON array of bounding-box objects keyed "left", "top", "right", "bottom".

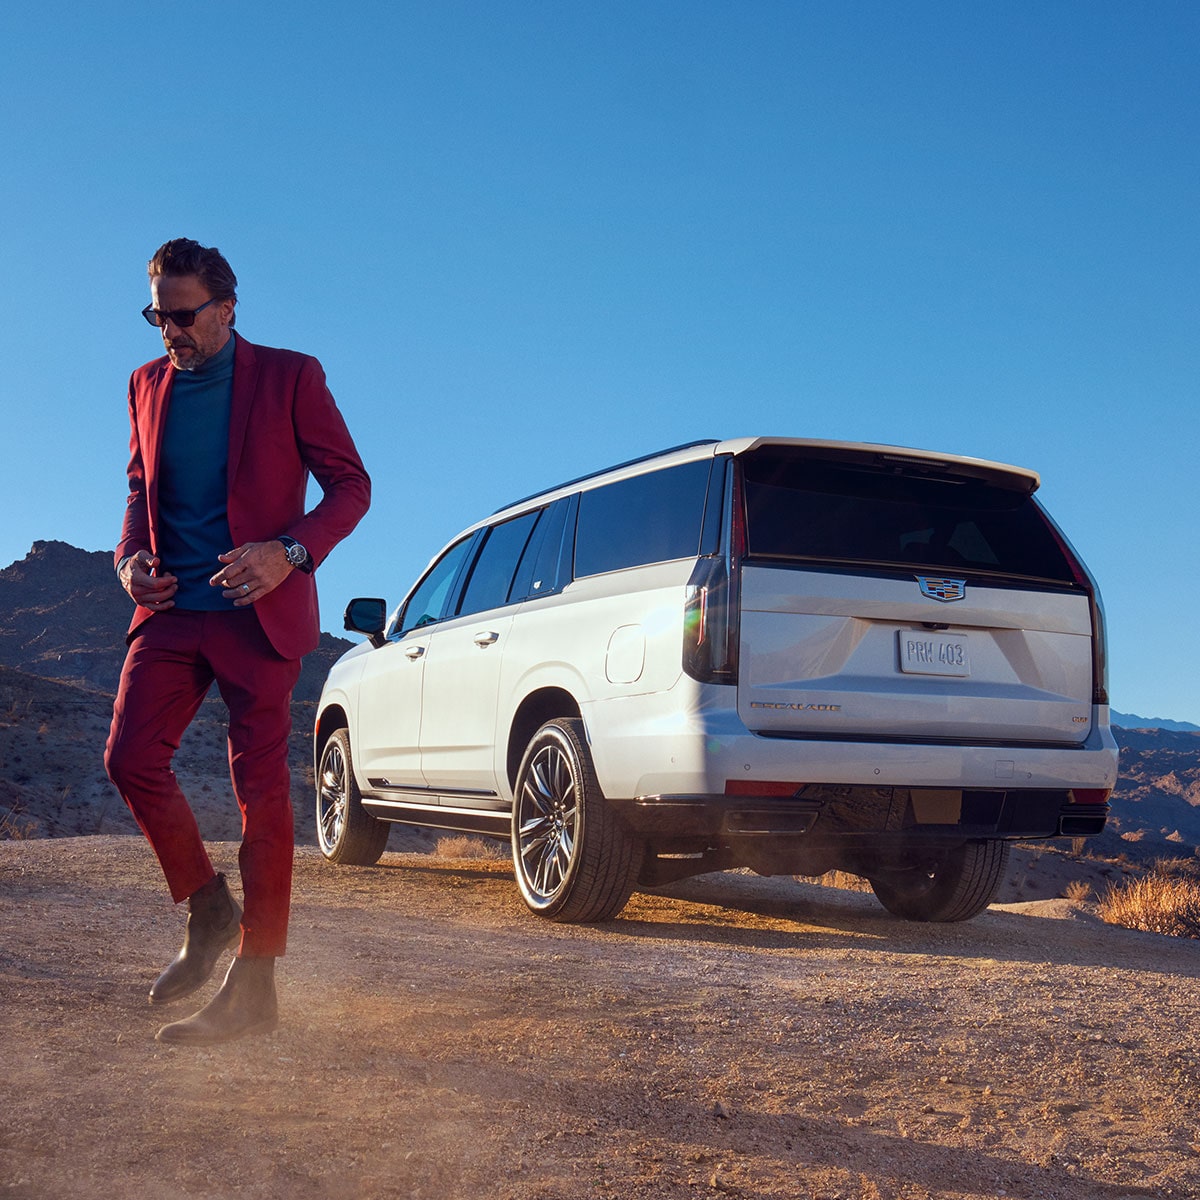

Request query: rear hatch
[{"left": 732, "top": 441, "right": 1097, "bottom": 746}]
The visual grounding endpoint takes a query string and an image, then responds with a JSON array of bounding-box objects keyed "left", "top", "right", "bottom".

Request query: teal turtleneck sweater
[{"left": 156, "top": 332, "right": 237, "bottom": 610}]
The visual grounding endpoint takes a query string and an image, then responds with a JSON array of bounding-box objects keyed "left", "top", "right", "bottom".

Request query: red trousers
[{"left": 105, "top": 608, "right": 301, "bottom": 957}]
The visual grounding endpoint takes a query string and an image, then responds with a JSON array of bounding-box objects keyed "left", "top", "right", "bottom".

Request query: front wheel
[
  {"left": 316, "top": 728, "right": 390, "bottom": 865},
  {"left": 511, "top": 718, "right": 642, "bottom": 922},
  {"left": 868, "top": 840, "right": 1010, "bottom": 922}
]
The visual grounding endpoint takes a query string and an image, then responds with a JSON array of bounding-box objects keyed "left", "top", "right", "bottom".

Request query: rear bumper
[
  {"left": 616, "top": 787, "right": 1109, "bottom": 842},
  {"left": 584, "top": 685, "right": 1121, "bottom": 800}
]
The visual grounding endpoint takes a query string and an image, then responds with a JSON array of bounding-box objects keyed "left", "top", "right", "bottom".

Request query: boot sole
[{"left": 155, "top": 1012, "right": 279, "bottom": 1046}]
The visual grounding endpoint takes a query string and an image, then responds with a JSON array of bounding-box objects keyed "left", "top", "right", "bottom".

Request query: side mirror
[{"left": 343, "top": 597, "right": 388, "bottom": 648}]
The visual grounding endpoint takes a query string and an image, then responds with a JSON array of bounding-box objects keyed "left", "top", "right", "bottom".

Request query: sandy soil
[{"left": 2, "top": 836, "right": 1199, "bottom": 1200}]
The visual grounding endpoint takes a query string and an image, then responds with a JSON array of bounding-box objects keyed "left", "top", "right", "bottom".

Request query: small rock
[{"left": 713, "top": 1101, "right": 731, "bottom": 1119}]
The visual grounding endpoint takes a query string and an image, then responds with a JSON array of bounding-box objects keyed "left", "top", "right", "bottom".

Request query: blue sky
[{"left": 2, "top": 2, "right": 1197, "bottom": 722}]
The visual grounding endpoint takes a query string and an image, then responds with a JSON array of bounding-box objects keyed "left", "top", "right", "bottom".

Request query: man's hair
[{"left": 147, "top": 238, "right": 238, "bottom": 325}]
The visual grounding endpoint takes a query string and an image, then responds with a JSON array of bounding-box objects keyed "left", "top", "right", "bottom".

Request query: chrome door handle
[
  {"left": 473, "top": 630, "right": 500, "bottom": 647},
  {"left": 404, "top": 644, "right": 426, "bottom": 660}
]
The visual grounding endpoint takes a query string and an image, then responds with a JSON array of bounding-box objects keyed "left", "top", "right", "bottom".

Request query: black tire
[
  {"left": 868, "top": 840, "right": 1010, "bottom": 922},
  {"left": 316, "top": 728, "right": 390, "bottom": 866},
  {"left": 511, "top": 718, "right": 642, "bottom": 922}
]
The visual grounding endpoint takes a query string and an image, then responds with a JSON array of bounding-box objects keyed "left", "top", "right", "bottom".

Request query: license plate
[{"left": 898, "top": 631, "right": 970, "bottom": 677}]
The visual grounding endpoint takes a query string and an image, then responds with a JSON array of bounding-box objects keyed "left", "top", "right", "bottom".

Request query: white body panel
[{"left": 737, "top": 566, "right": 1094, "bottom": 744}]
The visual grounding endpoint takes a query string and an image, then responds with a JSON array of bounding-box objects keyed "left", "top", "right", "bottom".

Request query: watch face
[{"left": 286, "top": 543, "right": 307, "bottom": 565}]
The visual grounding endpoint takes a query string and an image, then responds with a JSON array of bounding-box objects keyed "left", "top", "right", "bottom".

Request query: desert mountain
[
  {"left": 1112, "top": 709, "right": 1200, "bottom": 732},
  {"left": 0, "top": 539, "right": 348, "bottom": 701},
  {"left": 0, "top": 541, "right": 359, "bottom": 845}
]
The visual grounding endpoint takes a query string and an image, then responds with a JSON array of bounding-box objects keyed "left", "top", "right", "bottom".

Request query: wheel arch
[
  {"left": 506, "top": 688, "right": 583, "bottom": 791},
  {"left": 314, "top": 704, "right": 350, "bottom": 773}
]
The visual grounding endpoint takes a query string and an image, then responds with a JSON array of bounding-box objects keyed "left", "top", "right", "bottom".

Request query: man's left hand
[{"left": 211, "top": 542, "right": 293, "bottom": 606}]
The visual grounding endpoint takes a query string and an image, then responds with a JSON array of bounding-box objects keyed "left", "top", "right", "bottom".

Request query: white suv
[{"left": 314, "top": 438, "right": 1118, "bottom": 923}]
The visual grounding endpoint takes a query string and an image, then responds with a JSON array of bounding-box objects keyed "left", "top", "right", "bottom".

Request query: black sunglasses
[{"left": 141, "top": 297, "right": 220, "bottom": 328}]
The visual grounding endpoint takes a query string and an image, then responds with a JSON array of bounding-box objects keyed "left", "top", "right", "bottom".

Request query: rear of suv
[{"left": 314, "top": 438, "right": 1118, "bottom": 923}]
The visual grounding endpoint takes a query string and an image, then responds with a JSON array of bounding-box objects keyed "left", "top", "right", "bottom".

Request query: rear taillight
[
  {"left": 683, "top": 557, "right": 738, "bottom": 682},
  {"left": 683, "top": 461, "right": 744, "bottom": 684},
  {"left": 1038, "top": 502, "right": 1109, "bottom": 706}
]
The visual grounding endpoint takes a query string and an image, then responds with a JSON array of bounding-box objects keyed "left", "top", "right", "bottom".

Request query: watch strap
[{"left": 276, "top": 536, "right": 314, "bottom": 574}]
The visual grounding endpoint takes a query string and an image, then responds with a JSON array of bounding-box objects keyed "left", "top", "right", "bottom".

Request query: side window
[
  {"left": 396, "top": 536, "right": 475, "bottom": 636},
  {"left": 455, "top": 510, "right": 541, "bottom": 618},
  {"left": 510, "top": 495, "right": 577, "bottom": 602},
  {"left": 574, "top": 459, "right": 712, "bottom": 578}
]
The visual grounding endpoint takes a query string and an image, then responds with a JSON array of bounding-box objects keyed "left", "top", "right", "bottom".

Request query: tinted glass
[
  {"left": 742, "top": 452, "right": 1077, "bottom": 582},
  {"left": 456, "top": 511, "right": 540, "bottom": 617},
  {"left": 574, "top": 459, "right": 712, "bottom": 578},
  {"left": 397, "top": 536, "right": 475, "bottom": 635},
  {"left": 510, "top": 496, "right": 575, "bottom": 602}
]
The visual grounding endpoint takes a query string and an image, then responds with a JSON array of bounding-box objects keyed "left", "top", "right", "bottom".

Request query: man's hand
[
  {"left": 211, "top": 542, "right": 293, "bottom": 607},
  {"left": 119, "top": 551, "right": 178, "bottom": 611}
]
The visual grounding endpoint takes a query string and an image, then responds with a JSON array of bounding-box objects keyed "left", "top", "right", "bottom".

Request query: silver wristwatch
[{"left": 277, "top": 536, "right": 311, "bottom": 572}]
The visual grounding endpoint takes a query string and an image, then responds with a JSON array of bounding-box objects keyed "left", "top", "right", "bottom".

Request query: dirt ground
[{"left": 2, "top": 837, "right": 1199, "bottom": 1200}]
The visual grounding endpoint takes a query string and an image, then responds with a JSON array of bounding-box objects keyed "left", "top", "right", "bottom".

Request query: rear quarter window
[{"left": 574, "top": 459, "right": 712, "bottom": 578}]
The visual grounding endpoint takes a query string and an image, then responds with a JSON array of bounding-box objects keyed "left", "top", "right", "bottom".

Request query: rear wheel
[
  {"left": 512, "top": 718, "right": 642, "bottom": 922},
  {"left": 868, "top": 840, "right": 1010, "bottom": 922},
  {"left": 316, "top": 729, "right": 390, "bottom": 865}
]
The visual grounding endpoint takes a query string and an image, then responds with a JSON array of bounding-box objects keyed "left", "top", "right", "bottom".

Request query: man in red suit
[{"left": 105, "top": 238, "right": 370, "bottom": 1045}]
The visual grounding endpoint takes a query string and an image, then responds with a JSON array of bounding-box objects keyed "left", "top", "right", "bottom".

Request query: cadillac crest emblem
[{"left": 916, "top": 576, "right": 966, "bottom": 603}]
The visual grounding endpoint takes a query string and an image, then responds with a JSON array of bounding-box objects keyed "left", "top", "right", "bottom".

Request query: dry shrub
[
  {"left": 434, "top": 834, "right": 506, "bottom": 861},
  {"left": 1063, "top": 878, "right": 1092, "bottom": 902},
  {"left": 1097, "top": 875, "right": 1200, "bottom": 939},
  {"left": 0, "top": 803, "right": 38, "bottom": 840},
  {"left": 1152, "top": 856, "right": 1200, "bottom": 880}
]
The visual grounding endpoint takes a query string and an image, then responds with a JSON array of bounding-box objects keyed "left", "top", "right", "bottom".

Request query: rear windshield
[{"left": 741, "top": 452, "right": 1078, "bottom": 583}]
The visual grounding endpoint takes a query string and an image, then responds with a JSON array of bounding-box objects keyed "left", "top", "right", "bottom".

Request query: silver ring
[{"left": 241, "top": 583, "right": 251, "bottom": 594}]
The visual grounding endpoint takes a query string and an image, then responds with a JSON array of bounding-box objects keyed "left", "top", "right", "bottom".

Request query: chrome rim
[
  {"left": 516, "top": 741, "right": 579, "bottom": 905},
  {"left": 317, "top": 740, "right": 348, "bottom": 855}
]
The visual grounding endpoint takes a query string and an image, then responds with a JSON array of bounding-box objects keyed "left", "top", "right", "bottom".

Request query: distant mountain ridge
[{"left": 1111, "top": 710, "right": 1200, "bottom": 733}]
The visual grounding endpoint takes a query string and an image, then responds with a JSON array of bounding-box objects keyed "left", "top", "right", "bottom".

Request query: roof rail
[{"left": 493, "top": 439, "right": 719, "bottom": 513}]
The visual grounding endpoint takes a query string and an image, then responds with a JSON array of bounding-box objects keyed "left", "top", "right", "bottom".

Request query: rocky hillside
[
  {"left": 0, "top": 540, "right": 349, "bottom": 701},
  {"left": 0, "top": 541, "right": 363, "bottom": 845},
  {"left": 1103, "top": 724, "right": 1200, "bottom": 858}
]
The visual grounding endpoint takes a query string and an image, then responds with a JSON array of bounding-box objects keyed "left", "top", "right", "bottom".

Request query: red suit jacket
[{"left": 116, "top": 336, "right": 371, "bottom": 661}]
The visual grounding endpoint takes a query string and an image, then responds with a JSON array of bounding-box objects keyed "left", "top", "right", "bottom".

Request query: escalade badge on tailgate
[{"left": 916, "top": 576, "right": 966, "bottom": 602}]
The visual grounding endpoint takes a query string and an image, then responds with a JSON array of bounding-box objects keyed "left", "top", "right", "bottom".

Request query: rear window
[
  {"left": 574, "top": 459, "right": 712, "bottom": 578},
  {"left": 741, "top": 452, "right": 1078, "bottom": 583}
]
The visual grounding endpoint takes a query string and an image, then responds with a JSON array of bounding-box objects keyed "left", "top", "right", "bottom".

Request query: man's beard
[{"left": 166, "top": 341, "right": 213, "bottom": 371}]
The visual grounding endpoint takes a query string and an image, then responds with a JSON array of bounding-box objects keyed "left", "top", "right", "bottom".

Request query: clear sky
[{"left": 3, "top": 2, "right": 1197, "bottom": 722}]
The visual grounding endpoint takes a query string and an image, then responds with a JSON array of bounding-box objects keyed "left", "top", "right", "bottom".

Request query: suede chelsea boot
[
  {"left": 155, "top": 955, "right": 279, "bottom": 1045},
  {"left": 149, "top": 873, "right": 242, "bottom": 1006}
]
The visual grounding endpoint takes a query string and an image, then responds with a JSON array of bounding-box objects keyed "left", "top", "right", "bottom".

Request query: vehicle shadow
[
  {"left": 314, "top": 851, "right": 1200, "bottom": 980},
  {"left": 612, "top": 870, "right": 1200, "bottom": 979}
]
